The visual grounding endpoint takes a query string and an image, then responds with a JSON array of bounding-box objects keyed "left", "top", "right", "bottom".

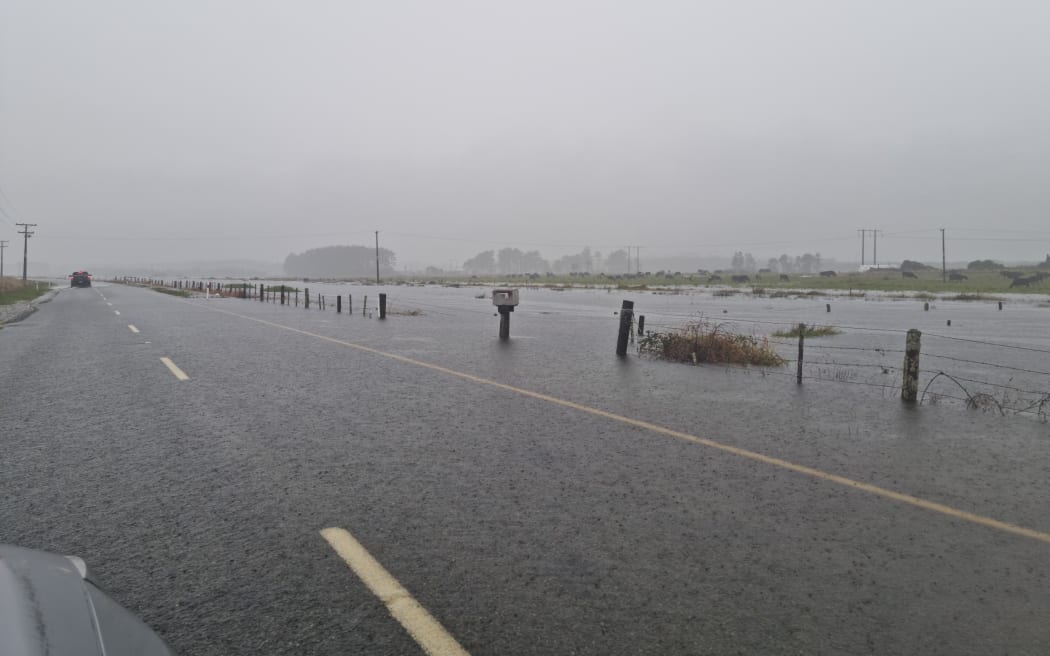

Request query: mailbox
[{"left": 492, "top": 288, "right": 520, "bottom": 307}]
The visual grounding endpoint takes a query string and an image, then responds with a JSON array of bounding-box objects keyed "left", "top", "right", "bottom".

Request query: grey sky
[{"left": 2, "top": 0, "right": 1049, "bottom": 273}]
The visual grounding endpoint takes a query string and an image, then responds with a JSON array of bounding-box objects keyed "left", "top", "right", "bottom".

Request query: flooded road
[{"left": 2, "top": 281, "right": 1049, "bottom": 655}]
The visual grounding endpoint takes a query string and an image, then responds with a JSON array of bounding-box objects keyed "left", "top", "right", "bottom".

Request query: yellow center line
[
  {"left": 321, "top": 527, "right": 470, "bottom": 656},
  {"left": 160, "top": 357, "right": 190, "bottom": 381},
  {"left": 205, "top": 304, "right": 1050, "bottom": 545}
]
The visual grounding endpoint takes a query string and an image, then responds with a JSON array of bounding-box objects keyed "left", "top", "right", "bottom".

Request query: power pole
[
  {"left": 941, "top": 228, "right": 946, "bottom": 282},
  {"left": 374, "top": 231, "right": 380, "bottom": 284},
  {"left": 858, "top": 229, "right": 866, "bottom": 266},
  {"left": 0, "top": 240, "right": 7, "bottom": 278},
  {"left": 16, "top": 223, "right": 36, "bottom": 281}
]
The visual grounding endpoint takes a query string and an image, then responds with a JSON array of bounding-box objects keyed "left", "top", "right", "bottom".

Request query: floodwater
[{"left": 221, "top": 280, "right": 1050, "bottom": 422}]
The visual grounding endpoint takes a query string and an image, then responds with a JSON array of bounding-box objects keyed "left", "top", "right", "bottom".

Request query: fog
[{"left": 2, "top": 1, "right": 1049, "bottom": 275}]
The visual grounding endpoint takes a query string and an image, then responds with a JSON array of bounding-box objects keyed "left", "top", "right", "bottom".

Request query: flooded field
[{"left": 210, "top": 280, "right": 1050, "bottom": 423}]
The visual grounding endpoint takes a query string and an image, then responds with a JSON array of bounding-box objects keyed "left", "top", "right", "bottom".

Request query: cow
[
  {"left": 1011, "top": 273, "right": 1048, "bottom": 288},
  {"left": 819, "top": 270, "right": 837, "bottom": 277},
  {"left": 779, "top": 274, "right": 790, "bottom": 282},
  {"left": 949, "top": 272, "right": 968, "bottom": 281},
  {"left": 731, "top": 274, "right": 750, "bottom": 283},
  {"left": 902, "top": 271, "right": 918, "bottom": 279}
]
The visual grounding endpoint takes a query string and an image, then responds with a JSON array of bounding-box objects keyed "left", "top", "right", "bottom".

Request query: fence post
[
  {"left": 295, "top": 289, "right": 299, "bottom": 307},
  {"left": 637, "top": 315, "right": 645, "bottom": 336},
  {"left": 616, "top": 300, "right": 634, "bottom": 356},
  {"left": 348, "top": 294, "right": 352, "bottom": 314},
  {"left": 363, "top": 296, "right": 368, "bottom": 316},
  {"left": 796, "top": 323, "right": 805, "bottom": 385},
  {"left": 337, "top": 295, "right": 342, "bottom": 313},
  {"left": 259, "top": 284, "right": 264, "bottom": 302},
  {"left": 902, "top": 329, "right": 921, "bottom": 403},
  {"left": 305, "top": 288, "right": 310, "bottom": 309},
  {"left": 379, "top": 293, "right": 387, "bottom": 319},
  {"left": 281, "top": 287, "right": 285, "bottom": 305}
]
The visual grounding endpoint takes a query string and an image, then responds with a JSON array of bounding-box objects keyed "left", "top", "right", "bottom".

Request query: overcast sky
[{"left": 2, "top": 0, "right": 1050, "bottom": 273}]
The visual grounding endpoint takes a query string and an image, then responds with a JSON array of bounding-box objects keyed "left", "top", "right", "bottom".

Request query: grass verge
[
  {"left": 0, "top": 278, "right": 52, "bottom": 305},
  {"left": 639, "top": 320, "right": 785, "bottom": 367},
  {"left": 152, "top": 287, "right": 193, "bottom": 298}
]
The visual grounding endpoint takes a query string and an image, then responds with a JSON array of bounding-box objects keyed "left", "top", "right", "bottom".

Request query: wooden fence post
[
  {"left": 902, "top": 329, "right": 921, "bottom": 403},
  {"left": 797, "top": 323, "right": 805, "bottom": 385},
  {"left": 337, "top": 295, "right": 342, "bottom": 313},
  {"left": 348, "top": 294, "right": 352, "bottom": 314},
  {"left": 379, "top": 293, "right": 387, "bottom": 319},
  {"left": 616, "top": 300, "right": 634, "bottom": 356},
  {"left": 305, "top": 288, "right": 310, "bottom": 309},
  {"left": 637, "top": 315, "right": 645, "bottom": 336}
]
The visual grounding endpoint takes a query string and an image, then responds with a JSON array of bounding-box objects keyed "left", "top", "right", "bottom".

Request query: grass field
[{"left": 0, "top": 278, "right": 52, "bottom": 305}]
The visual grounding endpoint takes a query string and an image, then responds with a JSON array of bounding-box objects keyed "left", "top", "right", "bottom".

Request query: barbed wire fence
[{"left": 634, "top": 309, "right": 1050, "bottom": 422}]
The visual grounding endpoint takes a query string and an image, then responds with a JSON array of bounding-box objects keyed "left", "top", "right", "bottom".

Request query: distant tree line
[
  {"left": 462, "top": 247, "right": 629, "bottom": 275},
  {"left": 284, "top": 245, "right": 396, "bottom": 277},
  {"left": 755, "top": 253, "right": 822, "bottom": 274}
]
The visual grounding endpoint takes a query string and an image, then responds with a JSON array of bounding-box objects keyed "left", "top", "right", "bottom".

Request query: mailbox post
[{"left": 492, "top": 288, "right": 519, "bottom": 341}]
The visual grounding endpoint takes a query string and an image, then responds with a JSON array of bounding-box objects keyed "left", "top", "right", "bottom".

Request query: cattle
[
  {"left": 819, "top": 270, "right": 837, "bottom": 277},
  {"left": 708, "top": 275, "right": 723, "bottom": 283},
  {"left": 949, "top": 272, "right": 968, "bottom": 281},
  {"left": 1011, "top": 273, "right": 1049, "bottom": 288},
  {"left": 779, "top": 274, "right": 789, "bottom": 282},
  {"left": 902, "top": 271, "right": 918, "bottom": 279},
  {"left": 731, "top": 274, "right": 750, "bottom": 283}
]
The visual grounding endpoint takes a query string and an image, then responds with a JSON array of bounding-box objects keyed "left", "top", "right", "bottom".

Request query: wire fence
[
  {"left": 629, "top": 307, "right": 1050, "bottom": 423},
  {"left": 118, "top": 277, "right": 1050, "bottom": 422}
]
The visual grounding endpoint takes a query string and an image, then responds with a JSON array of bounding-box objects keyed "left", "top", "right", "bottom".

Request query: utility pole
[
  {"left": 16, "top": 223, "right": 36, "bottom": 281},
  {"left": 374, "top": 231, "right": 380, "bottom": 284},
  {"left": 941, "top": 228, "right": 946, "bottom": 282},
  {"left": 858, "top": 229, "right": 882, "bottom": 268},
  {"left": 0, "top": 240, "right": 7, "bottom": 278}
]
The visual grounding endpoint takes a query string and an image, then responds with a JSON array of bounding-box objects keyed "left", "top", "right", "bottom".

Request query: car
[
  {"left": 0, "top": 544, "right": 175, "bottom": 655},
  {"left": 70, "top": 271, "right": 92, "bottom": 287}
]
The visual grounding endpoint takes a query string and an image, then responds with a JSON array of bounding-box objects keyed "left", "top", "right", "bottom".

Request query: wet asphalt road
[{"left": 2, "top": 283, "right": 1049, "bottom": 655}]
